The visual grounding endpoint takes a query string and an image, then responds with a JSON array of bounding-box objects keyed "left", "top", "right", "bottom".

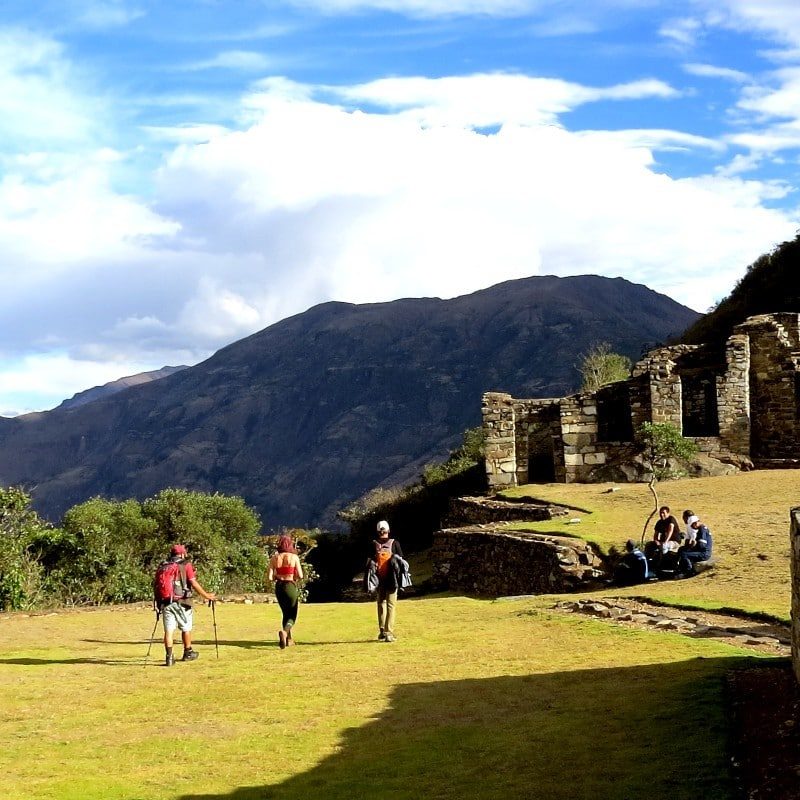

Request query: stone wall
[
  {"left": 792, "top": 507, "right": 800, "bottom": 685},
  {"left": 483, "top": 314, "right": 800, "bottom": 486},
  {"left": 482, "top": 392, "right": 517, "bottom": 488},
  {"left": 737, "top": 315, "right": 800, "bottom": 462},
  {"left": 443, "top": 496, "right": 568, "bottom": 527},
  {"left": 718, "top": 333, "right": 750, "bottom": 455},
  {"left": 431, "top": 527, "right": 604, "bottom": 596}
]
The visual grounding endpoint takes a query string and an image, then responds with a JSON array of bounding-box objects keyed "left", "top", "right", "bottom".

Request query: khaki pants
[{"left": 376, "top": 586, "right": 397, "bottom": 635}]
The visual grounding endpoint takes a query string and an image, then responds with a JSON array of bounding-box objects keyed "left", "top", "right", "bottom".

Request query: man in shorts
[{"left": 157, "top": 544, "right": 216, "bottom": 666}]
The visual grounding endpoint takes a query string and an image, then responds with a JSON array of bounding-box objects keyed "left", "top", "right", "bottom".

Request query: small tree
[
  {"left": 635, "top": 422, "right": 698, "bottom": 544},
  {"left": 578, "top": 343, "right": 632, "bottom": 392}
]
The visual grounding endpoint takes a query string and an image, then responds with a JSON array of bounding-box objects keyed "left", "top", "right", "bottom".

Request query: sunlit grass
[
  {"left": 500, "top": 469, "right": 798, "bottom": 619},
  {"left": 0, "top": 595, "right": 760, "bottom": 800}
]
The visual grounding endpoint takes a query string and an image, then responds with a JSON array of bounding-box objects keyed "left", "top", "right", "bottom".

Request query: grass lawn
[
  {"left": 499, "top": 469, "right": 799, "bottom": 620},
  {"left": 0, "top": 594, "right": 766, "bottom": 800}
]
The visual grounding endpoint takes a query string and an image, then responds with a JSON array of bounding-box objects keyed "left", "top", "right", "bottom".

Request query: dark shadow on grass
[
  {"left": 175, "top": 656, "right": 757, "bottom": 800},
  {"left": 0, "top": 656, "right": 130, "bottom": 666}
]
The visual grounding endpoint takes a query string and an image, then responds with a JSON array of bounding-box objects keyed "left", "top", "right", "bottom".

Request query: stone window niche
[
  {"left": 596, "top": 384, "right": 634, "bottom": 443},
  {"left": 681, "top": 372, "right": 719, "bottom": 437}
]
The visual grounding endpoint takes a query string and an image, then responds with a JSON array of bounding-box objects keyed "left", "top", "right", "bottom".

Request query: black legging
[{"left": 276, "top": 580, "right": 300, "bottom": 629}]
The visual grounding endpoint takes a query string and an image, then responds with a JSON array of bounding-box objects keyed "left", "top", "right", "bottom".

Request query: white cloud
[
  {"left": 659, "top": 17, "right": 704, "bottom": 48},
  {"left": 738, "top": 66, "right": 800, "bottom": 119},
  {"left": 0, "top": 353, "right": 159, "bottom": 416},
  {"left": 154, "top": 76, "right": 792, "bottom": 318},
  {"left": 184, "top": 50, "right": 275, "bottom": 72},
  {"left": 77, "top": 1, "right": 145, "bottom": 29},
  {"left": 683, "top": 62, "right": 749, "bottom": 82},
  {"left": 142, "top": 124, "right": 231, "bottom": 144},
  {"left": 576, "top": 128, "right": 724, "bottom": 153},
  {"left": 0, "top": 154, "right": 179, "bottom": 267},
  {"left": 698, "top": 0, "right": 800, "bottom": 50},
  {"left": 0, "top": 71, "right": 795, "bottom": 413},
  {"left": 332, "top": 73, "right": 679, "bottom": 128},
  {"left": 0, "top": 28, "right": 105, "bottom": 149},
  {"left": 284, "top": 0, "right": 541, "bottom": 17}
]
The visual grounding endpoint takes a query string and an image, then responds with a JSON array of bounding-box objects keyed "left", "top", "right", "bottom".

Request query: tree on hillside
[
  {"left": 578, "top": 342, "right": 632, "bottom": 393},
  {"left": 635, "top": 422, "right": 698, "bottom": 544}
]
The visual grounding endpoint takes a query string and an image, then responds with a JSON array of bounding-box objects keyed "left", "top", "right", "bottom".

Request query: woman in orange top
[{"left": 268, "top": 535, "right": 304, "bottom": 649}]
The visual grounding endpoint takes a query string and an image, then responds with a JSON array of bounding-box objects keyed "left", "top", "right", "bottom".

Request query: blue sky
[{"left": 2, "top": 0, "right": 800, "bottom": 415}]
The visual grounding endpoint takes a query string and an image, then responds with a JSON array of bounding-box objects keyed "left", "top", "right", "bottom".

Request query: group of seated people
[{"left": 613, "top": 506, "right": 714, "bottom": 586}]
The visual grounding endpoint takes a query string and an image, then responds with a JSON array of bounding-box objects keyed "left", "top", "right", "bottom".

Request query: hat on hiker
[
  {"left": 376, "top": 520, "right": 390, "bottom": 534},
  {"left": 170, "top": 543, "right": 188, "bottom": 556}
]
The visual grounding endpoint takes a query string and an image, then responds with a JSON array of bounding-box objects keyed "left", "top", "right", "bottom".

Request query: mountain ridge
[{"left": 0, "top": 274, "right": 699, "bottom": 529}]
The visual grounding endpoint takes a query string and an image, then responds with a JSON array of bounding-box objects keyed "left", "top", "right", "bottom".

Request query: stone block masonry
[
  {"left": 431, "top": 527, "right": 604, "bottom": 596},
  {"left": 792, "top": 507, "right": 800, "bottom": 684},
  {"left": 483, "top": 313, "right": 800, "bottom": 488}
]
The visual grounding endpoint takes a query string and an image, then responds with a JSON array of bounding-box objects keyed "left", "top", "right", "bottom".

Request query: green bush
[
  {"left": 0, "top": 487, "right": 269, "bottom": 609},
  {"left": 0, "top": 486, "right": 50, "bottom": 611},
  {"left": 142, "top": 489, "right": 266, "bottom": 594}
]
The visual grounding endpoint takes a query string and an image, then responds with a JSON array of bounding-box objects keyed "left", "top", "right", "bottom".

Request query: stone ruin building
[{"left": 483, "top": 313, "right": 800, "bottom": 487}]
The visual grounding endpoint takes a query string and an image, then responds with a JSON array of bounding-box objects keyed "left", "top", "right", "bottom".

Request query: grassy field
[
  {"left": 0, "top": 595, "right": 763, "bottom": 800},
  {"left": 500, "top": 469, "right": 799, "bottom": 620},
  {"left": 1, "top": 470, "right": 795, "bottom": 799}
]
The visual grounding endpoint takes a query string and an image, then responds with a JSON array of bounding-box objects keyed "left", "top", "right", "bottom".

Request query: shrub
[{"left": 0, "top": 486, "right": 50, "bottom": 611}]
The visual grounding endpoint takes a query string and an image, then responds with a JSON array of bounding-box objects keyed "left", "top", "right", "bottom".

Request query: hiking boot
[
  {"left": 278, "top": 630, "right": 287, "bottom": 649},
  {"left": 384, "top": 633, "right": 396, "bottom": 643},
  {"left": 181, "top": 649, "right": 199, "bottom": 662},
  {"left": 378, "top": 630, "right": 386, "bottom": 641},
  {"left": 165, "top": 651, "right": 175, "bottom": 667}
]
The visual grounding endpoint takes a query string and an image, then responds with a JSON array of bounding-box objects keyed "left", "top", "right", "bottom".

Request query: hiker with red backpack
[
  {"left": 153, "top": 544, "right": 216, "bottom": 667},
  {"left": 370, "top": 520, "right": 403, "bottom": 642}
]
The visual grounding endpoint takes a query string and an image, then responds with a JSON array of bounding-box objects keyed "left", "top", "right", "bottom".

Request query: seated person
[
  {"left": 614, "top": 539, "right": 649, "bottom": 586},
  {"left": 677, "top": 511, "right": 713, "bottom": 576},
  {"left": 654, "top": 505, "right": 683, "bottom": 551},
  {"left": 646, "top": 505, "right": 683, "bottom": 571}
]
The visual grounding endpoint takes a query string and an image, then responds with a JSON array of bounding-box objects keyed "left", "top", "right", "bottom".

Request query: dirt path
[{"left": 554, "top": 596, "right": 790, "bottom": 655}]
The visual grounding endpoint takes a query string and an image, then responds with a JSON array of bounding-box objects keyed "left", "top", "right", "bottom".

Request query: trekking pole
[
  {"left": 143, "top": 610, "right": 161, "bottom": 668},
  {"left": 209, "top": 599, "right": 220, "bottom": 659}
]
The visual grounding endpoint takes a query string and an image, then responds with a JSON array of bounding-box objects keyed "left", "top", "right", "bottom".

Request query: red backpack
[{"left": 154, "top": 559, "right": 192, "bottom": 606}]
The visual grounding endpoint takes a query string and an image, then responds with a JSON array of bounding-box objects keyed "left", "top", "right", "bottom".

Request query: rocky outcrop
[{"left": 431, "top": 526, "right": 605, "bottom": 596}]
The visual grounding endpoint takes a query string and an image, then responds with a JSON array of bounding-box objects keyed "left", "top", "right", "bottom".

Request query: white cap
[{"left": 376, "top": 520, "right": 390, "bottom": 533}]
